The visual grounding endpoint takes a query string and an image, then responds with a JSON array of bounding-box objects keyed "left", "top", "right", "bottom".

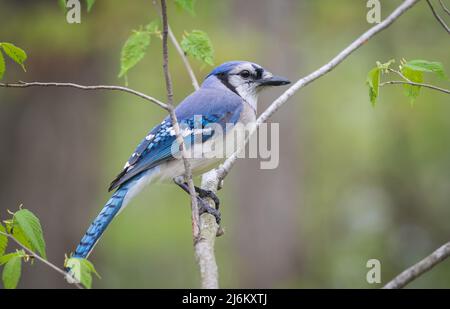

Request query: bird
[{"left": 71, "top": 61, "right": 290, "bottom": 259}]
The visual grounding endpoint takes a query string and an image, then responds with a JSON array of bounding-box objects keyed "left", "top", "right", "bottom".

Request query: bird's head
[{"left": 203, "top": 61, "right": 291, "bottom": 108}]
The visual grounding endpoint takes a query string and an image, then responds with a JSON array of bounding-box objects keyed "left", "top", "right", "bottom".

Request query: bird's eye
[{"left": 240, "top": 70, "right": 251, "bottom": 78}]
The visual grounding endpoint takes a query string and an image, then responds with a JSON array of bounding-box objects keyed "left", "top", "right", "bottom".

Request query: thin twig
[
  {"left": 169, "top": 27, "right": 200, "bottom": 90},
  {"left": 383, "top": 242, "right": 450, "bottom": 289},
  {"left": 158, "top": 2, "right": 220, "bottom": 289},
  {"left": 388, "top": 67, "right": 412, "bottom": 82},
  {"left": 215, "top": 0, "right": 421, "bottom": 182},
  {"left": 0, "top": 231, "right": 83, "bottom": 289},
  {"left": 152, "top": 1, "right": 200, "bottom": 90},
  {"left": 382, "top": 67, "right": 450, "bottom": 94},
  {"left": 380, "top": 80, "right": 450, "bottom": 94},
  {"left": 439, "top": 0, "right": 450, "bottom": 15},
  {"left": 160, "top": 0, "right": 201, "bottom": 241},
  {"left": 426, "top": 0, "right": 450, "bottom": 34},
  {"left": 0, "top": 81, "right": 168, "bottom": 110}
]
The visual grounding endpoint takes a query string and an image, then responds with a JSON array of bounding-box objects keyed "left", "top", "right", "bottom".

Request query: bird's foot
[
  {"left": 194, "top": 186, "right": 220, "bottom": 209},
  {"left": 173, "top": 177, "right": 221, "bottom": 224},
  {"left": 197, "top": 197, "right": 221, "bottom": 224}
]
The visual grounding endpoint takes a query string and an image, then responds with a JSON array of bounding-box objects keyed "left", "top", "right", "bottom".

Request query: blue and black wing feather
[{"left": 109, "top": 88, "right": 243, "bottom": 191}]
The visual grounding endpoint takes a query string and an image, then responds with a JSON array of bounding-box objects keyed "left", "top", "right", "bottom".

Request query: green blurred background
[{"left": 0, "top": 0, "right": 449, "bottom": 288}]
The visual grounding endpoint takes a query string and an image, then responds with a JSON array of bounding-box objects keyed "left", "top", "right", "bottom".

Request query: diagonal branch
[
  {"left": 439, "top": 0, "right": 450, "bottom": 15},
  {"left": 0, "top": 230, "right": 83, "bottom": 289},
  {"left": 0, "top": 81, "right": 168, "bottom": 110},
  {"left": 383, "top": 242, "right": 450, "bottom": 289},
  {"left": 426, "top": 0, "right": 450, "bottom": 34},
  {"left": 215, "top": 0, "right": 422, "bottom": 182}
]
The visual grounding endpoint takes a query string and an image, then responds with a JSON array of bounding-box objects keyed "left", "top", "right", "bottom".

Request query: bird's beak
[{"left": 258, "top": 75, "right": 291, "bottom": 86}]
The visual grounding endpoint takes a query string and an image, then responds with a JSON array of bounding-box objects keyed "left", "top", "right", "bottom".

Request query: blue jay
[{"left": 71, "top": 61, "right": 290, "bottom": 259}]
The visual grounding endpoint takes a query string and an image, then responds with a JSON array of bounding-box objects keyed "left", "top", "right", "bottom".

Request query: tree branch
[
  {"left": 160, "top": 0, "right": 201, "bottom": 243},
  {"left": 215, "top": 0, "right": 422, "bottom": 182},
  {"left": 426, "top": 0, "right": 450, "bottom": 34},
  {"left": 439, "top": 0, "right": 450, "bottom": 15},
  {"left": 157, "top": 3, "right": 221, "bottom": 288},
  {"left": 383, "top": 242, "right": 450, "bottom": 289},
  {"left": 380, "top": 67, "right": 450, "bottom": 94},
  {"left": 0, "top": 230, "right": 83, "bottom": 289},
  {"left": 0, "top": 81, "right": 168, "bottom": 110},
  {"left": 380, "top": 80, "right": 450, "bottom": 94}
]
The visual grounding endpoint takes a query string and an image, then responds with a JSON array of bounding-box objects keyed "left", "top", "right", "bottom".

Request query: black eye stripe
[
  {"left": 255, "top": 68, "right": 263, "bottom": 79},
  {"left": 252, "top": 64, "right": 263, "bottom": 79}
]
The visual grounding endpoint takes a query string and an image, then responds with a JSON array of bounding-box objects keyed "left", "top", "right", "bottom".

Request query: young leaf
[
  {"left": 401, "top": 66, "right": 423, "bottom": 103},
  {"left": 145, "top": 20, "right": 161, "bottom": 37},
  {"left": 174, "top": 0, "right": 196, "bottom": 15},
  {"left": 366, "top": 67, "right": 380, "bottom": 106},
  {"left": 0, "top": 253, "right": 16, "bottom": 266},
  {"left": 0, "top": 250, "right": 25, "bottom": 266},
  {"left": 404, "top": 60, "right": 447, "bottom": 79},
  {"left": 181, "top": 30, "right": 214, "bottom": 66},
  {"left": 86, "top": 0, "right": 95, "bottom": 12},
  {"left": 3, "top": 218, "right": 33, "bottom": 251},
  {"left": 118, "top": 30, "right": 151, "bottom": 79},
  {"left": 0, "top": 50, "right": 5, "bottom": 80},
  {"left": 9, "top": 223, "right": 33, "bottom": 252},
  {"left": 13, "top": 209, "right": 46, "bottom": 259},
  {"left": 1, "top": 43, "right": 27, "bottom": 71},
  {"left": 2, "top": 254, "right": 22, "bottom": 289},
  {"left": 65, "top": 257, "right": 100, "bottom": 289},
  {"left": 0, "top": 223, "right": 7, "bottom": 256}
]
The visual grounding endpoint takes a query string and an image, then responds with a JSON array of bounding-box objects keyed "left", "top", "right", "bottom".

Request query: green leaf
[
  {"left": 0, "top": 250, "right": 25, "bottom": 266},
  {"left": 13, "top": 209, "right": 46, "bottom": 259},
  {"left": 0, "top": 50, "right": 5, "bottom": 80},
  {"left": 9, "top": 223, "right": 33, "bottom": 252},
  {"left": 401, "top": 66, "right": 423, "bottom": 103},
  {"left": 65, "top": 257, "right": 100, "bottom": 289},
  {"left": 145, "top": 20, "right": 161, "bottom": 36},
  {"left": 86, "top": 0, "right": 95, "bottom": 12},
  {"left": 2, "top": 254, "right": 22, "bottom": 289},
  {"left": 0, "top": 253, "right": 17, "bottom": 266},
  {"left": 174, "top": 0, "right": 196, "bottom": 15},
  {"left": 0, "top": 223, "right": 7, "bottom": 256},
  {"left": 0, "top": 43, "right": 27, "bottom": 71},
  {"left": 366, "top": 67, "right": 380, "bottom": 106},
  {"left": 4, "top": 218, "right": 33, "bottom": 252},
  {"left": 404, "top": 60, "right": 447, "bottom": 79},
  {"left": 181, "top": 30, "right": 214, "bottom": 66},
  {"left": 118, "top": 30, "right": 151, "bottom": 80}
]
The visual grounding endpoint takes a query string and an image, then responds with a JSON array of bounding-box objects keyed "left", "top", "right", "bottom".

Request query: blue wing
[{"left": 108, "top": 88, "right": 243, "bottom": 191}]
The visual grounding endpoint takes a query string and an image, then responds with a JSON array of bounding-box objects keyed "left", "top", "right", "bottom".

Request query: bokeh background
[{"left": 0, "top": 0, "right": 449, "bottom": 288}]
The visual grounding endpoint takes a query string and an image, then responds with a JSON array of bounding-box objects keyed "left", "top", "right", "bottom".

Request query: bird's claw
[
  {"left": 195, "top": 186, "right": 220, "bottom": 209},
  {"left": 197, "top": 197, "right": 221, "bottom": 224}
]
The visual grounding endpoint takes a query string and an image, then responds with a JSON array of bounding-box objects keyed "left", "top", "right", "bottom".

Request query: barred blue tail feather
[
  {"left": 73, "top": 185, "right": 128, "bottom": 259},
  {"left": 72, "top": 170, "right": 155, "bottom": 259}
]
